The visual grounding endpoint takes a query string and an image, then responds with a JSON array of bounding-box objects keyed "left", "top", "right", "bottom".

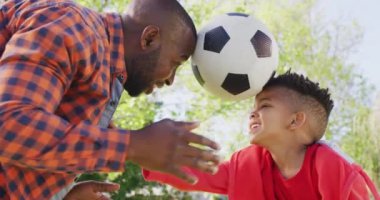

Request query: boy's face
[{"left": 249, "top": 86, "right": 296, "bottom": 145}]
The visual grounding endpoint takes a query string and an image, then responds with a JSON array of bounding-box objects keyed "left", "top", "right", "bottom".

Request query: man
[{"left": 0, "top": 0, "right": 221, "bottom": 199}]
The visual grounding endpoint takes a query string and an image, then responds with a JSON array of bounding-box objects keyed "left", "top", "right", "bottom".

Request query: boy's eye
[{"left": 261, "top": 104, "right": 270, "bottom": 108}]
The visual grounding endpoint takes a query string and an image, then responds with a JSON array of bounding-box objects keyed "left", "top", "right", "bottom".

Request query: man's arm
[{"left": 0, "top": 6, "right": 130, "bottom": 173}]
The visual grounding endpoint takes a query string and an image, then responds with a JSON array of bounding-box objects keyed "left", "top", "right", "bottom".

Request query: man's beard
[{"left": 124, "top": 48, "right": 161, "bottom": 97}]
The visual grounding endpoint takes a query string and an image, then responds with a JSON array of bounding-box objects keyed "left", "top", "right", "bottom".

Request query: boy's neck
[{"left": 268, "top": 143, "right": 307, "bottom": 179}]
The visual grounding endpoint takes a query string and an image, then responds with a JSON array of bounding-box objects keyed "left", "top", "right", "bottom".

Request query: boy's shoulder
[
  {"left": 310, "top": 141, "right": 357, "bottom": 176},
  {"left": 313, "top": 140, "right": 354, "bottom": 165},
  {"left": 310, "top": 142, "right": 379, "bottom": 199},
  {"left": 232, "top": 145, "right": 267, "bottom": 157},
  {"left": 230, "top": 145, "right": 270, "bottom": 166}
]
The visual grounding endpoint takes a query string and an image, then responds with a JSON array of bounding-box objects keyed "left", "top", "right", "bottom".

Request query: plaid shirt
[{"left": 0, "top": 0, "right": 130, "bottom": 199}]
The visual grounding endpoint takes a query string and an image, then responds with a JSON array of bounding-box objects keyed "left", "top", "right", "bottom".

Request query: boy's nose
[{"left": 249, "top": 111, "right": 258, "bottom": 119}]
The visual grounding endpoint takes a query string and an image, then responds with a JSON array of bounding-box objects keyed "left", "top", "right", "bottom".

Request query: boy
[{"left": 142, "top": 71, "right": 380, "bottom": 200}]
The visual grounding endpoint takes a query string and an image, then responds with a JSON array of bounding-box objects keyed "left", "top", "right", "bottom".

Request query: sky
[{"left": 320, "top": 0, "right": 380, "bottom": 95}]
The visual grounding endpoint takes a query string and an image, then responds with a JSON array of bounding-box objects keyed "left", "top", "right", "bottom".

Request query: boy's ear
[
  {"left": 140, "top": 25, "right": 161, "bottom": 50},
  {"left": 289, "top": 112, "right": 306, "bottom": 130}
]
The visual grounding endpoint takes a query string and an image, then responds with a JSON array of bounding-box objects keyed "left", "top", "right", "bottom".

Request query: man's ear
[
  {"left": 289, "top": 112, "right": 306, "bottom": 130},
  {"left": 140, "top": 25, "right": 161, "bottom": 50}
]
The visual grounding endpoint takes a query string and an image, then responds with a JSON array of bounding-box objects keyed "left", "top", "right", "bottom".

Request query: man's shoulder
[
  {"left": 4, "top": 0, "right": 81, "bottom": 12},
  {"left": 2, "top": 0, "right": 101, "bottom": 26}
]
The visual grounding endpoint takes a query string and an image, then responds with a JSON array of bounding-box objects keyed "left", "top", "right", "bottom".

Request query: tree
[{"left": 340, "top": 94, "right": 380, "bottom": 188}]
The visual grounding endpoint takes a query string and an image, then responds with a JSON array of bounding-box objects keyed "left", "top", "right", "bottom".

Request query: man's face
[
  {"left": 248, "top": 87, "right": 295, "bottom": 145},
  {"left": 124, "top": 32, "right": 195, "bottom": 97}
]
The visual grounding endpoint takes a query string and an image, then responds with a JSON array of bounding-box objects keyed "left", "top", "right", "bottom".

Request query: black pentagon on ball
[
  {"left": 250, "top": 30, "right": 272, "bottom": 58},
  {"left": 227, "top": 13, "right": 249, "bottom": 17},
  {"left": 221, "top": 73, "right": 250, "bottom": 95},
  {"left": 204, "top": 26, "right": 230, "bottom": 53},
  {"left": 192, "top": 64, "right": 205, "bottom": 86}
]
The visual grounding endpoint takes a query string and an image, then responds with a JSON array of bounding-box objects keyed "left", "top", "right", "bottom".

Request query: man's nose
[{"left": 165, "top": 71, "right": 176, "bottom": 86}]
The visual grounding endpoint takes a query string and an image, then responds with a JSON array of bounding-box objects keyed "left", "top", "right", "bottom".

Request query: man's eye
[
  {"left": 173, "top": 61, "right": 182, "bottom": 67},
  {"left": 261, "top": 104, "right": 270, "bottom": 108}
]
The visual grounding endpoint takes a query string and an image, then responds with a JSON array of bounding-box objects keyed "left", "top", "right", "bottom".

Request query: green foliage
[
  {"left": 77, "top": 0, "right": 130, "bottom": 12},
  {"left": 340, "top": 107, "right": 380, "bottom": 188},
  {"left": 113, "top": 93, "right": 157, "bottom": 130}
]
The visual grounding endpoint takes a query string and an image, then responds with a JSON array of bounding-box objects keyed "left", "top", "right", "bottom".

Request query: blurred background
[{"left": 74, "top": 0, "right": 380, "bottom": 199}]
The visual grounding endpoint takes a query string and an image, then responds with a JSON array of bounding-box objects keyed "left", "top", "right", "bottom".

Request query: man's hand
[
  {"left": 63, "top": 181, "right": 120, "bottom": 200},
  {"left": 127, "top": 119, "right": 221, "bottom": 184}
]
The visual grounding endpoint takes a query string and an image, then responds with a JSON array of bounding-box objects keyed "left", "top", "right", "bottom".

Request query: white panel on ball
[{"left": 191, "top": 13, "right": 279, "bottom": 101}]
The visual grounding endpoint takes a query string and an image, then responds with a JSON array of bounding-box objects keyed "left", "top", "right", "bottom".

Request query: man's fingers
[
  {"left": 91, "top": 181, "right": 120, "bottom": 193},
  {"left": 179, "top": 156, "right": 219, "bottom": 175},
  {"left": 173, "top": 121, "right": 200, "bottom": 131},
  {"left": 177, "top": 145, "right": 221, "bottom": 165},
  {"left": 184, "top": 132, "right": 220, "bottom": 150},
  {"left": 96, "top": 193, "right": 111, "bottom": 200},
  {"left": 167, "top": 166, "right": 198, "bottom": 185}
]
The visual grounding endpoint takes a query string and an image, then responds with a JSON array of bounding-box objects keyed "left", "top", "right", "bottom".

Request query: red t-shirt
[
  {"left": 272, "top": 145, "right": 320, "bottom": 200},
  {"left": 143, "top": 142, "right": 379, "bottom": 200}
]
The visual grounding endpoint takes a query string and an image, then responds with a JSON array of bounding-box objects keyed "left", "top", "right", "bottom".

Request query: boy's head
[{"left": 249, "top": 71, "right": 334, "bottom": 146}]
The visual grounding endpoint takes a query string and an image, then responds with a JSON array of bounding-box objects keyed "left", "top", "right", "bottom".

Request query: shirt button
[{"left": 117, "top": 74, "right": 124, "bottom": 81}]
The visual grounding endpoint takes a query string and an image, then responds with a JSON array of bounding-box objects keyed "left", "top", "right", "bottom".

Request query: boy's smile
[{"left": 249, "top": 122, "right": 261, "bottom": 134}]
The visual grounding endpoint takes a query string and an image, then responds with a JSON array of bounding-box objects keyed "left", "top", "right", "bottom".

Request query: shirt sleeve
[
  {"left": 0, "top": 4, "right": 128, "bottom": 173},
  {"left": 347, "top": 165, "right": 379, "bottom": 200},
  {"left": 347, "top": 175, "right": 370, "bottom": 200},
  {"left": 0, "top": 9, "right": 10, "bottom": 56},
  {"left": 142, "top": 161, "right": 230, "bottom": 195}
]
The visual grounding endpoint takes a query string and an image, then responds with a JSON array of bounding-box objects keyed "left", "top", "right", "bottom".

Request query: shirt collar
[{"left": 102, "top": 13, "right": 127, "bottom": 84}]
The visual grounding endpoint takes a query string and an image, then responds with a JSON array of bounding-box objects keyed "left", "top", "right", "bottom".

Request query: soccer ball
[{"left": 191, "top": 13, "right": 279, "bottom": 101}]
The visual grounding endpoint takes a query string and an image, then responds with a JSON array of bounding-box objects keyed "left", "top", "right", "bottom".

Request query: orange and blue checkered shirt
[{"left": 0, "top": 0, "right": 130, "bottom": 199}]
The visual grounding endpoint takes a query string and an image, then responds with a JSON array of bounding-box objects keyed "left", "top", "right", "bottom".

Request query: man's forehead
[
  {"left": 178, "top": 27, "right": 196, "bottom": 52},
  {"left": 171, "top": 33, "right": 194, "bottom": 57}
]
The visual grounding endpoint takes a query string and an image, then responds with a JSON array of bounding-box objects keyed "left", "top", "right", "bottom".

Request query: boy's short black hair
[{"left": 263, "top": 71, "right": 334, "bottom": 140}]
